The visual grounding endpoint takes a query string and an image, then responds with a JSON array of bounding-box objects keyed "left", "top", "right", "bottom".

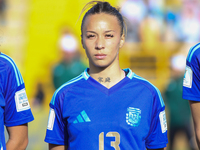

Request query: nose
[{"left": 95, "top": 36, "right": 105, "bottom": 50}]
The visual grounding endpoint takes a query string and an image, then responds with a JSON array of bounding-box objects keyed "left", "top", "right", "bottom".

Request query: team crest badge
[{"left": 126, "top": 107, "right": 141, "bottom": 127}]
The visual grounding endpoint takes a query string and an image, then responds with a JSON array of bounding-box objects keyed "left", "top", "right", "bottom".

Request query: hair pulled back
[{"left": 81, "top": 1, "right": 125, "bottom": 36}]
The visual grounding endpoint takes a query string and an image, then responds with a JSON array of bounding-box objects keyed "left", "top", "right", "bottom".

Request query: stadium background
[{"left": 0, "top": 0, "right": 199, "bottom": 149}]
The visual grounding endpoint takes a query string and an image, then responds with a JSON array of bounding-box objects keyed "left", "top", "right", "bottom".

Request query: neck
[{"left": 88, "top": 64, "right": 125, "bottom": 89}]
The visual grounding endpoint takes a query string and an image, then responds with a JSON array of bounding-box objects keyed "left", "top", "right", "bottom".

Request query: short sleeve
[
  {"left": 145, "top": 90, "right": 168, "bottom": 149},
  {"left": 44, "top": 92, "right": 67, "bottom": 145},
  {"left": 4, "top": 85, "right": 34, "bottom": 126},
  {"left": 3, "top": 57, "right": 34, "bottom": 126},
  {"left": 182, "top": 61, "right": 200, "bottom": 101}
]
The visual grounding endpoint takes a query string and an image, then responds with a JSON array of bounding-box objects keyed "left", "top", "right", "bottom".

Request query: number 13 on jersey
[{"left": 99, "top": 132, "right": 120, "bottom": 150}]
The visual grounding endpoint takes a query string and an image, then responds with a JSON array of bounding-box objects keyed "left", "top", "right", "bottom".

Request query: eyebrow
[
  {"left": 86, "top": 30, "right": 115, "bottom": 34},
  {"left": 105, "top": 30, "right": 115, "bottom": 33}
]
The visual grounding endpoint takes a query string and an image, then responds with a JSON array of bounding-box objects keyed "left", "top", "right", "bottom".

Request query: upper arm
[
  {"left": 189, "top": 100, "right": 200, "bottom": 138},
  {"left": 49, "top": 144, "right": 67, "bottom": 150},
  {"left": 189, "top": 101, "right": 200, "bottom": 150},
  {"left": 6, "top": 123, "right": 28, "bottom": 149},
  {"left": 189, "top": 101, "right": 200, "bottom": 128},
  {"left": 6, "top": 123, "right": 28, "bottom": 139}
]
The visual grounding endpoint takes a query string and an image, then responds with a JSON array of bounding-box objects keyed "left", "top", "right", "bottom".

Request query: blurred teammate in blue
[
  {"left": 45, "top": 1, "right": 168, "bottom": 149},
  {"left": 0, "top": 52, "right": 34, "bottom": 149},
  {"left": 183, "top": 43, "right": 200, "bottom": 149}
]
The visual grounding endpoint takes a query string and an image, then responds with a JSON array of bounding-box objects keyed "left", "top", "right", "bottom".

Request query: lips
[{"left": 94, "top": 54, "right": 106, "bottom": 59}]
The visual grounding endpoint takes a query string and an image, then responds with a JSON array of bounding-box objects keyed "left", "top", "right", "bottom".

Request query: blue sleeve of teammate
[
  {"left": 183, "top": 60, "right": 200, "bottom": 101},
  {"left": 4, "top": 57, "right": 34, "bottom": 127},
  {"left": 145, "top": 89, "right": 168, "bottom": 149},
  {"left": 45, "top": 92, "right": 67, "bottom": 145},
  {"left": 183, "top": 43, "right": 200, "bottom": 101}
]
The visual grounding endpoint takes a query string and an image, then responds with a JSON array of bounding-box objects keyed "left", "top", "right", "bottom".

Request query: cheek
[
  {"left": 84, "top": 39, "right": 94, "bottom": 48},
  {"left": 107, "top": 39, "right": 117, "bottom": 46},
  {"left": 109, "top": 40, "right": 121, "bottom": 49},
  {"left": 84, "top": 43, "right": 93, "bottom": 57}
]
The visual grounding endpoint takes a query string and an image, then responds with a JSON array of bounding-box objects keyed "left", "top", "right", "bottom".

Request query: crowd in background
[{"left": 121, "top": 0, "right": 200, "bottom": 44}]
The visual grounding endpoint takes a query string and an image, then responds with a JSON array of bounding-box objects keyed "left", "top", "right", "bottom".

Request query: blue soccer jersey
[
  {"left": 0, "top": 53, "right": 34, "bottom": 150},
  {"left": 45, "top": 68, "right": 168, "bottom": 149},
  {"left": 183, "top": 43, "right": 200, "bottom": 101}
]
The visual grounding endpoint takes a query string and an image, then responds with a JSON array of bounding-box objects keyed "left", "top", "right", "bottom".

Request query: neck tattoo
[
  {"left": 97, "top": 71, "right": 125, "bottom": 83},
  {"left": 98, "top": 77, "right": 111, "bottom": 83}
]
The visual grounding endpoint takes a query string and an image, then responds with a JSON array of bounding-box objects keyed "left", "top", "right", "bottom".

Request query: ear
[{"left": 119, "top": 34, "right": 125, "bottom": 48}]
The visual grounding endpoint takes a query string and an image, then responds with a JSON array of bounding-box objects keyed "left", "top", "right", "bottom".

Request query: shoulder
[
  {"left": 126, "top": 68, "right": 160, "bottom": 92},
  {"left": 50, "top": 72, "right": 87, "bottom": 105},
  {"left": 0, "top": 53, "right": 12, "bottom": 69},
  {"left": 125, "top": 68, "right": 164, "bottom": 107},
  {"left": 0, "top": 53, "right": 17, "bottom": 79},
  {"left": 186, "top": 43, "right": 200, "bottom": 65},
  {"left": 0, "top": 53, "right": 24, "bottom": 86},
  {"left": 0, "top": 53, "right": 19, "bottom": 73}
]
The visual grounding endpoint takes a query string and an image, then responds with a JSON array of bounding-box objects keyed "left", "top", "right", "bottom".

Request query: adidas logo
[{"left": 73, "top": 110, "right": 91, "bottom": 124}]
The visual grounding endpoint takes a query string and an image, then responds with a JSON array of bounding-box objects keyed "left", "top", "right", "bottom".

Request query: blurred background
[{"left": 1, "top": 0, "right": 200, "bottom": 149}]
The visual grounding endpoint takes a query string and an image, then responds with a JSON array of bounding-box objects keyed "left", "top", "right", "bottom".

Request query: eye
[
  {"left": 86, "top": 34, "right": 95, "bottom": 39},
  {"left": 105, "top": 34, "right": 114, "bottom": 38}
]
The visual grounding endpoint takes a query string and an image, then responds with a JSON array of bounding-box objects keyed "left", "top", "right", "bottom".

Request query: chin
[
  {"left": 89, "top": 62, "right": 108, "bottom": 69},
  {"left": 94, "top": 64, "right": 108, "bottom": 68},
  {"left": 95, "top": 62, "right": 116, "bottom": 70},
  {"left": 90, "top": 59, "right": 116, "bottom": 69}
]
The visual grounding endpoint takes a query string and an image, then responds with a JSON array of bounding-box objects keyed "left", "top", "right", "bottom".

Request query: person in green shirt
[
  {"left": 52, "top": 32, "right": 86, "bottom": 89},
  {"left": 164, "top": 55, "right": 194, "bottom": 150}
]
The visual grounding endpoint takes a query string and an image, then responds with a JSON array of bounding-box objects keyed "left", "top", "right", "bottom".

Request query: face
[{"left": 81, "top": 13, "right": 125, "bottom": 69}]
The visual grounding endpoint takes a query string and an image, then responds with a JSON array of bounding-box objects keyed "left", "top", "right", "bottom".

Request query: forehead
[{"left": 83, "top": 13, "right": 121, "bottom": 30}]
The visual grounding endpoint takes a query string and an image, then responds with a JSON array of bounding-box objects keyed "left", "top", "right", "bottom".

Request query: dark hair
[{"left": 81, "top": 1, "right": 126, "bottom": 36}]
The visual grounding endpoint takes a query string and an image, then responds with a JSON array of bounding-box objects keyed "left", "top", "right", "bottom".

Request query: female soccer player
[
  {"left": 0, "top": 52, "right": 34, "bottom": 149},
  {"left": 183, "top": 42, "right": 200, "bottom": 149},
  {"left": 45, "top": 1, "right": 168, "bottom": 149}
]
